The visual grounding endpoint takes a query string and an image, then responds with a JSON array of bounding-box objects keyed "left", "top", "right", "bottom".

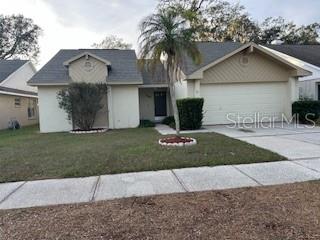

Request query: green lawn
[{"left": 0, "top": 125, "right": 285, "bottom": 183}]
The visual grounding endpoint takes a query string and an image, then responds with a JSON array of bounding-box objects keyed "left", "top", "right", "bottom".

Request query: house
[
  {"left": 0, "top": 60, "right": 38, "bottom": 130},
  {"left": 28, "top": 42, "right": 310, "bottom": 133},
  {"left": 264, "top": 45, "right": 320, "bottom": 100}
]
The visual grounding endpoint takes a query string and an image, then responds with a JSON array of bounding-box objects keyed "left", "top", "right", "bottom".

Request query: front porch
[{"left": 139, "top": 86, "right": 172, "bottom": 123}]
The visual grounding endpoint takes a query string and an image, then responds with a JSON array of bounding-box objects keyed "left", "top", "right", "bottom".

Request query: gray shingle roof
[
  {"left": 141, "top": 61, "right": 168, "bottom": 85},
  {"left": 0, "top": 60, "right": 28, "bottom": 82},
  {"left": 0, "top": 86, "right": 37, "bottom": 96},
  {"left": 266, "top": 45, "right": 320, "bottom": 68},
  {"left": 29, "top": 49, "right": 143, "bottom": 85},
  {"left": 181, "top": 42, "right": 243, "bottom": 75}
]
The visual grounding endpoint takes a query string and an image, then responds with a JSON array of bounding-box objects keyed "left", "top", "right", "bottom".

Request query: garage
[
  {"left": 201, "top": 82, "right": 288, "bottom": 125},
  {"left": 180, "top": 43, "right": 312, "bottom": 126}
]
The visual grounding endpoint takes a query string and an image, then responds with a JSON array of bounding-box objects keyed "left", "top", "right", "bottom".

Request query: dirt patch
[{"left": 1, "top": 181, "right": 320, "bottom": 240}]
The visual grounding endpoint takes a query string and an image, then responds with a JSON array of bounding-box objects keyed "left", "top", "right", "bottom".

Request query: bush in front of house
[
  {"left": 139, "top": 120, "right": 155, "bottom": 128},
  {"left": 177, "top": 98, "right": 204, "bottom": 130},
  {"left": 57, "top": 82, "right": 107, "bottom": 131},
  {"left": 162, "top": 116, "right": 175, "bottom": 126},
  {"left": 292, "top": 101, "right": 320, "bottom": 123}
]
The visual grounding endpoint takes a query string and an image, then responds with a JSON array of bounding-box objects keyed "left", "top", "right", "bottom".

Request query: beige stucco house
[
  {"left": 0, "top": 60, "right": 38, "bottom": 130},
  {"left": 28, "top": 42, "right": 310, "bottom": 133}
]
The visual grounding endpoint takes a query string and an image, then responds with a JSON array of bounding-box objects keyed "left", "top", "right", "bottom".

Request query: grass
[{"left": 0, "top": 125, "right": 285, "bottom": 183}]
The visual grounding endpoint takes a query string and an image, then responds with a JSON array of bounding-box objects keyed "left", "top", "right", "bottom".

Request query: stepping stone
[
  {"left": 0, "top": 177, "right": 98, "bottom": 210},
  {"left": 235, "top": 161, "right": 320, "bottom": 186},
  {"left": 0, "top": 181, "right": 25, "bottom": 203},
  {"left": 94, "top": 170, "right": 185, "bottom": 201},
  {"left": 173, "top": 166, "right": 259, "bottom": 192}
]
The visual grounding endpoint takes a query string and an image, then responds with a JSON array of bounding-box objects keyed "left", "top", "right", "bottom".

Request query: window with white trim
[
  {"left": 28, "top": 99, "right": 37, "bottom": 119},
  {"left": 14, "top": 97, "right": 21, "bottom": 108}
]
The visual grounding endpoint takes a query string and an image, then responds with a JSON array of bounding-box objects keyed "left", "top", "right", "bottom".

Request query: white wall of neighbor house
[
  {"left": 299, "top": 79, "right": 320, "bottom": 100},
  {"left": 264, "top": 46, "right": 320, "bottom": 101},
  {"left": 37, "top": 86, "right": 72, "bottom": 133},
  {"left": 1, "top": 62, "right": 37, "bottom": 92},
  {"left": 0, "top": 94, "right": 38, "bottom": 130},
  {"left": 108, "top": 85, "right": 140, "bottom": 129}
]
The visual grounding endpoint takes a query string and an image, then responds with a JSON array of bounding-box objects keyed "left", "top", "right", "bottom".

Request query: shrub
[
  {"left": 57, "top": 82, "right": 107, "bottom": 131},
  {"left": 162, "top": 116, "right": 175, "bottom": 126},
  {"left": 177, "top": 98, "right": 204, "bottom": 130},
  {"left": 139, "top": 120, "right": 155, "bottom": 128},
  {"left": 292, "top": 101, "right": 320, "bottom": 123}
]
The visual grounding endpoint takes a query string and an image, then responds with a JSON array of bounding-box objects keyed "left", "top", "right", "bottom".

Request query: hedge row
[{"left": 292, "top": 101, "right": 320, "bottom": 123}]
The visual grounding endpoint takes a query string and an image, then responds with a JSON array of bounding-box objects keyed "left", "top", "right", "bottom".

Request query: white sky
[{"left": 1, "top": 0, "right": 319, "bottom": 68}]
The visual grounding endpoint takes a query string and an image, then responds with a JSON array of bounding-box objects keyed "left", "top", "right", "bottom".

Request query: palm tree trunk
[{"left": 167, "top": 61, "right": 180, "bottom": 136}]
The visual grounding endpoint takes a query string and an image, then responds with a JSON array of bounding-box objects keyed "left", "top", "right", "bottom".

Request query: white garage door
[{"left": 201, "top": 82, "right": 288, "bottom": 125}]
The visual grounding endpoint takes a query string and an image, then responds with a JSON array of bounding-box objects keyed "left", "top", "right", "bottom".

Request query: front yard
[
  {"left": 0, "top": 125, "right": 285, "bottom": 183},
  {"left": 1, "top": 181, "right": 319, "bottom": 239}
]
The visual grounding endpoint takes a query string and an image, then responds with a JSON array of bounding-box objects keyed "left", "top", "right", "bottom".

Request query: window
[
  {"left": 14, "top": 98, "right": 21, "bottom": 108},
  {"left": 28, "top": 99, "right": 37, "bottom": 119}
]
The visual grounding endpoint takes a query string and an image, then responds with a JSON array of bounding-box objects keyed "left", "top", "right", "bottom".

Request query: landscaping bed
[
  {"left": 159, "top": 136, "right": 197, "bottom": 146},
  {"left": 0, "top": 125, "right": 285, "bottom": 183},
  {"left": 1, "top": 181, "right": 319, "bottom": 239}
]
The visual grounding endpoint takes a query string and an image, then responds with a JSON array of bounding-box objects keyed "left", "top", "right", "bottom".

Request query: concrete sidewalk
[{"left": 1, "top": 158, "right": 320, "bottom": 210}]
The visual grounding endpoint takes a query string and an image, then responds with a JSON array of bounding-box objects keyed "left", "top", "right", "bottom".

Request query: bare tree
[{"left": 0, "top": 15, "right": 41, "bottom": 62}]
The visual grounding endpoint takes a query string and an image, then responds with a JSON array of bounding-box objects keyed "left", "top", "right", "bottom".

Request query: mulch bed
[
  {"left": 159, "top": 136, "right": 194, "bottom": 144},
  {"left": 1, "top": 181, "right": 320, "bottom": 240}
]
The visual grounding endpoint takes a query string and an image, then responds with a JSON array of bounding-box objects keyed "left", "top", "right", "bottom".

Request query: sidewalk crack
[
  {"left": 90, "top": 176, "right": 101, "bottom": 202},
  {"left": 0, "top": 182, "right": 26, "bottom": 206},
  {"left": 171, "top": 170, "right": 189, "bottom": 192},
  {"left": 291, "top": 161, "right": 320, "bottom": 175},
  {"left": 232, "top": 166, "right": 263, "bottom": 186}
]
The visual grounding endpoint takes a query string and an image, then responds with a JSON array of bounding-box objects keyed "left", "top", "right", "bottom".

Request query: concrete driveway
[{"left": 208, "top": 123, "right": 320, "bottom": 160}]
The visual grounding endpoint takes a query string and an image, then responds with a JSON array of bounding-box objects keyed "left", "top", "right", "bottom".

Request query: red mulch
[
  {"left": 1, "top": 181, "right": 320, "bottom": 240},
  {"left": 160, "top": 136, "right": 194, "bottom": 144}
]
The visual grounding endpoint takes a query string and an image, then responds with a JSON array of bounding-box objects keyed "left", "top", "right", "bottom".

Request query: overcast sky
[{"left": 2, "top": 0, "right": 319, "bottom": 67}]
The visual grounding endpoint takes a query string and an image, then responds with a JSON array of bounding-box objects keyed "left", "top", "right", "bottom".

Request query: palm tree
[{"left": 139, "top": 10, "right": 202, "bottom": 136}]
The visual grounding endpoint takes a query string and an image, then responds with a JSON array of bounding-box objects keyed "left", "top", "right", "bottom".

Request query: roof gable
[
  {"left": 185, "top": 42, "right": 311, "bottom": 79},
  {"left": 29, "top": 49, "right": 143, "bottom": 85},
  {"left": 0, "top": 60, "right": 28, "bottom": 83},
  {"left": 63, "top": 52, "right": 111, "bottom": 66}
]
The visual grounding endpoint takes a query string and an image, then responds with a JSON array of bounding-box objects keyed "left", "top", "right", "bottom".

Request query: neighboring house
[
  {"left": 0, "top": 60, "right": 38, "bottom": 130},
  {"left": 29, "top": 42, "right": 310, "bottom": 133},
  {"left": 264, "top": 45, "right": 320, "bottom": 100}
]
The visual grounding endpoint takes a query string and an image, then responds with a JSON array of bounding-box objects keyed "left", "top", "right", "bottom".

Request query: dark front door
[
  {"left": 318, "top": 85, "right": 320, "bottom": 100},
  {"left": 154, "top": 91, "right": 167, "bottom": 117}
]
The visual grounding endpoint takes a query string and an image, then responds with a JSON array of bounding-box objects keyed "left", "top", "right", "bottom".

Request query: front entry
[{"left": 154, "top": 91, "right": 167, "bottom": 117}]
